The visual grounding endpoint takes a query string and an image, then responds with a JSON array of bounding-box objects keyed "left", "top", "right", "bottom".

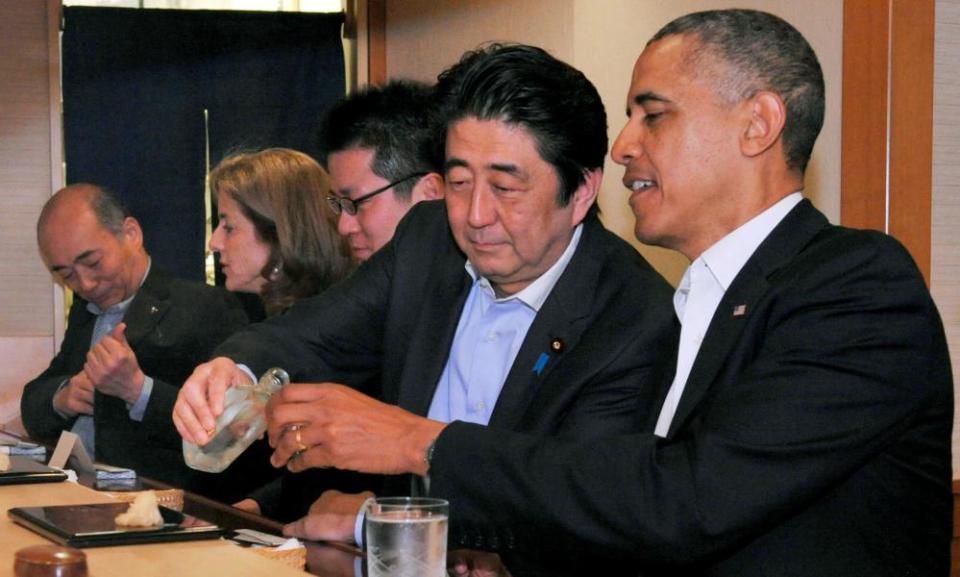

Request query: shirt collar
[
  {"left": 86, "top": 258, "right": 152, "bottom": 316},
  {"left": 465, "top": 223, "right": 584, "bottom": 312},
  {"left": 697, "top": 192, "right": 803, "bottom": 292}
]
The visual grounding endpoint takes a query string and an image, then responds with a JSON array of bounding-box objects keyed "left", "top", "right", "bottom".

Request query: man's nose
[
  {"left": 73, "top": 270, "right": 96, "bottom": 293},
  {"left": 337, "top": 212, "right": 360, "bottom": 236},
  {"left": 611, "top": 121, "right": 645, "bottom": 166},
  {"left": 467, "top": 186, "right": 496, "bottom": 229}
]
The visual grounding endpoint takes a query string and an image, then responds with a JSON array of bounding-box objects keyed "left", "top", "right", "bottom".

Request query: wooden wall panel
[
  {"left": 842, "top": 0, "right": 935, "bottom": 283},
  {"left": 841, "top": 0, "right": 890, "bottom": 232}
]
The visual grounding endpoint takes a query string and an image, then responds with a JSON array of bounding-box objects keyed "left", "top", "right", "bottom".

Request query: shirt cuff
[
  {"left": 236, "top": 363, "right": 257, "bottom": 385},
  {"left": 354, "top": 496, "right": 376, "bottom": 548},
  {"left": 52, "top": 378, "right": 71, "bottom": 420},
  {"left": 127, "top": 376, "right": 154, "bottom": 421}
]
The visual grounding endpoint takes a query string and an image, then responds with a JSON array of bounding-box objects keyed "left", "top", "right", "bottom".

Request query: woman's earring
[{"left": 271, "top": 264, "right": 282, "bottom": 279}]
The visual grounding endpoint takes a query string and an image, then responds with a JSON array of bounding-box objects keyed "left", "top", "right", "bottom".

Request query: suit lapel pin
[
  {"left": 732, "top": 304, "right": 747, "bottom": 317},
  {"left": 533, "top": 338, "right": 565, "bottom": 376},
  {"left": 550, "top": 338, "right": 565, "bottom": 353},
  {"left": 149, "top": 305, "right": 159, "bottom": 314}
]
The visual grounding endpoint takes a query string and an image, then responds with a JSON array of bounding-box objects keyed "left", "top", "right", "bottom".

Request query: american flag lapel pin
[{"left": 732, "top": 304, "right": 747, "bottom": 317}]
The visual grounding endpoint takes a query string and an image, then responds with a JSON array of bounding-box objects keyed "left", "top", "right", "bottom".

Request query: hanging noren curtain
[{"left": 63, "top": 7, "right": 345, "bottom": 282}]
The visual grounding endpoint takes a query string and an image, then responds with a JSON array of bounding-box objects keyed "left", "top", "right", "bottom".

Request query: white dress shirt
[{"left": 654, "top": 193, "right": 803, "bottom": 437}]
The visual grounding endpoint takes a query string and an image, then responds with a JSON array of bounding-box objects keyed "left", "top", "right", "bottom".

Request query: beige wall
[
  {"left": 0, "top": 0, "right": 61, "bottom": 431},
  {"left": 933, "top": 0, "right": 960, "bottom": 475},
  {"left": 384, "top": 0, "right": 843, "bottom": 285}
]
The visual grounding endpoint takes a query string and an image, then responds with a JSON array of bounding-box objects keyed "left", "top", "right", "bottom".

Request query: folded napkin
[
  {"left": 230, "top": 529, "right": 306, "bottom": 569},
  {"left": 0, "top": 444, "right": 46, "bottom": 457},
  {"left": 95, "top": 464, "right": 137, "bottom": 481}
]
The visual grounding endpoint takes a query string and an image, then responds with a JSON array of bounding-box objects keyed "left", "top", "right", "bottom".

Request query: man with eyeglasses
[
  {"left": 175, "top": 47, "right": 679, "bottom": 575},
  {"left": 230, "top": 80, "right": 445, "bottom": 522},
  {"left": 320, "top": 80, "right": 443, "bottom": 262}
]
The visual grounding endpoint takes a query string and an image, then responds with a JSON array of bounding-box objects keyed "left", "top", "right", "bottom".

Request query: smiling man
[
  {"left": 174, "top": 44, "right": 678, "bottom": 575},
  {"left": 22, "top": 183, "right": 247, "bottom": 488},
  {"left": 267, "top": 10, "right": 953, "bottom": 577}
]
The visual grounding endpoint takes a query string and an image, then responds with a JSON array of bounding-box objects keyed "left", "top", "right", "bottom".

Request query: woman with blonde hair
[{"left": 208, "top": 147, "right": 353, "bottom": 316}]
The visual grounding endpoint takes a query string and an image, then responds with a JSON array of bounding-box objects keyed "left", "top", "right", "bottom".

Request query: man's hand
[
  {"left": 283, "top": 490, "right": 374, "bottom": 543},
  {"left": 232, "top": 499, "right": 261, "bottom": 515},
  {"left": 173, "top": 357, "right": 253, "bottom": 445},
  {"left": 53, "top": 372, "right": 95, "bottom": 417},
  {"left": 448, "top": 550, "right": 514, "bottom": 577},
  {"left": 84, "top": 323, "right": 145, "bottom": 405},
  {"left": 266, "top": 383, "right": 446, "bottom": 476}
]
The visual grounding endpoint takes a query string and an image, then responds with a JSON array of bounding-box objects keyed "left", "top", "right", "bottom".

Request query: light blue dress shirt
[
  {"left": 59, "top": 262, "right": 155, "bottom": 457},
  {"left": 354, "top": 224, "right": 585, "bottom": 548},
  {"left": 427, "top": 223, "right": 584, "bottom": 424}
]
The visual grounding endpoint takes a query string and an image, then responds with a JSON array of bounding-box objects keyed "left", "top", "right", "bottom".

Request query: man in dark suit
[
  {"left": 175, "top": 44, "right": 678, "bottom": 575},
  {"left": 21, "top": 183, "right": 247, "bottom": 488},
  {"left": 258, "top": 10, "right": 954, "bottom": 577},
  {"left": 232, "top": 79, "right": 446, "bottom": 522}
]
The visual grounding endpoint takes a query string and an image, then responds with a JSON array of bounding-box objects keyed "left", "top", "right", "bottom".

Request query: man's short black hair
[
  {"left": 317, "top": 79, "right": 441, "bottom": 200},
  {"left": 651, "top": 9, "right": 825, "bottom": 174},
  {"left": 435, "top": 43, "right": 607, "bottom": 213}
]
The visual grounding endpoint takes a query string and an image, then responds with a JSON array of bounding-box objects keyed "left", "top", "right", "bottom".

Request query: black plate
[
  {"left": 0, "top": 455, "right": 67, "bottom": 485},
  {"left": 8, "top": 502, "right": 224, "bottom": 548}
]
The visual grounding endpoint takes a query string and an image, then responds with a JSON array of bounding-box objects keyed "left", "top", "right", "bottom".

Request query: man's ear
[
  {"left": 121, "top": 216, "right": 144, "bottom": 247},
  {"left": 741, "top": 91, "right": 786, "bottom": 158},
  {"left": 569, "top": 168, "right": 602, "bottom": 226},
  {"left": 410, "top": 172, "right": 444, "bottom": 203}
]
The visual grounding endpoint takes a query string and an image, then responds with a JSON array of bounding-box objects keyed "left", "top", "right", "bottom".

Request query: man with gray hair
[
  {"left": 22, "top": 183, "right": 247, "bottom": 489},
  {"left": 259, "top": 10, "right": 953, "bottom": 576}
]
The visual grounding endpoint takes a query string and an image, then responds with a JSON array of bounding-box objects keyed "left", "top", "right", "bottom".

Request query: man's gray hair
[{"left": 651, "top": 9, "right": 825, "bottom": 173}]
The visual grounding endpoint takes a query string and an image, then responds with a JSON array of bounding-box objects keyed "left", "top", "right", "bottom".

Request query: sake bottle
[{"left": 183, "top": 367, "right": 289, "bottom": 473}]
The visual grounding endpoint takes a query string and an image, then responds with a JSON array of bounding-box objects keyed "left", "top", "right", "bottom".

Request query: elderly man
[
  {"left": 175, "top": 44, "right": 678, "bottom": 575},
  {"left": 22, "top": 183, "right": 247, "bottom": 487},
  {"left": 258, "top": 10, "right": 953, "bottom": 577}
]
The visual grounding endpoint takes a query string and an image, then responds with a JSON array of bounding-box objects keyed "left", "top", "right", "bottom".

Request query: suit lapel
[
  {"left": 488, "top": 218, "right": 602, "bottom": 430},
  {"left": 397, "top": 255, "right": 472, "bottom": 415},
  {"left": 666, "top": 200, "right": 830, "bottom": 437},
  {"left": 121, "top": 267, "right": 171, "bottom": 347}
]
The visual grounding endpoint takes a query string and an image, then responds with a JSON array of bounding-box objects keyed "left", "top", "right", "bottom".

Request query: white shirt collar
[
  {"left": 697, "top": 192, "right": 803, "bottom": 292},
  {"left": 465, "top": 222, "right": 584, "bottom": 312}
]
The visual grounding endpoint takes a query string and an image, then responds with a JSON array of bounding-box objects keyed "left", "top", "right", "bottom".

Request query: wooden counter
[{"left": 0, "top": 480, "right": 313, "bottom": 577}]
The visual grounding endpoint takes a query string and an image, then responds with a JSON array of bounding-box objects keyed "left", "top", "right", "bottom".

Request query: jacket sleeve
[
  {"left": 213, "top": 221, "right": 398, "bottom": 391},
  {"left": 20, "top": 303, "right": 92, "bottom": 444},
  {"left": 139, "top": 287, "right": 249, "bottom": 446},
  {"left": 428, "top": 232, "right": 953, "bottom": 563}
]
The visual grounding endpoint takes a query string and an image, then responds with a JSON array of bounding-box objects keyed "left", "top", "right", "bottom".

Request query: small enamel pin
[
  {"left": 732, "top": 304, "right": 747, "bottom": 317},
  {"left": 533, "top": 338, "right": 566, "bottom": 376},
  {"left": 533, "top": 352, "right": 550, "bottom": 376}
]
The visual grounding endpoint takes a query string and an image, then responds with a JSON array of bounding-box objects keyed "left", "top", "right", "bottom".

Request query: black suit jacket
[
  {"left": 215, "top": 201, "right": 678, "bottom": 562},
  {"left": 21, "top": 267, "right": 249, "bottom": 488},
  {"left": 430, "top": 200, "right": 954, "bottom": 577}
]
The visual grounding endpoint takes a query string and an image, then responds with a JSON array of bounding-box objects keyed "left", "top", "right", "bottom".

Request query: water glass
[{"left": 365, "top": 497, "right": 449, "bottom": 577}]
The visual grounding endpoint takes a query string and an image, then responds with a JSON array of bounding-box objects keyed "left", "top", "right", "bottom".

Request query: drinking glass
[{"left": 365, "top": 497, "right": 449, "bottom": 577}]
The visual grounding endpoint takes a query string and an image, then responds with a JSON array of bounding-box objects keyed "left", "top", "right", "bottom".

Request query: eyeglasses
[{"left": 326, "top": 172, "right": 428, "bottom": 216}]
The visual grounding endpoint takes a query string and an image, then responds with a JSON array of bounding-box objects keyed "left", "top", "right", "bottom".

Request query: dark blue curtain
[{"left": 63, "top": 7, "right": 345, "bottom": 282}]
